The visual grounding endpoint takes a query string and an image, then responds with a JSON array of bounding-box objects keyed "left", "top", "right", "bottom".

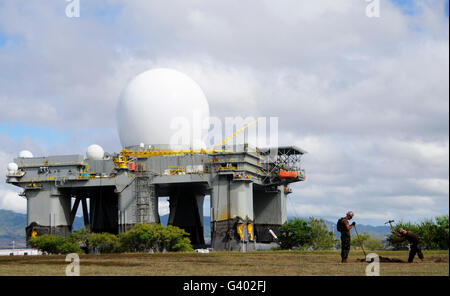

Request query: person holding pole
[{"left": 337, "top": 211, "right": 355, "bottom": 263}]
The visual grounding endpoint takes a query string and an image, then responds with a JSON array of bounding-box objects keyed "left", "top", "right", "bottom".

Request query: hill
[
  {"left": 0, "top": 209, "right": 84, "bottom": 248},
  {"left": 319, "top": 218, "right": 390, "bottom": 239},
  {"left": 0, "top": 209, "right": 27, "bottom": 248}
]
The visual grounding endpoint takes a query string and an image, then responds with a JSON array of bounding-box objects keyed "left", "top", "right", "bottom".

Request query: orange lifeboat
[
  {"left": 128, "top": 162, "right": 136, "bottom": 171},
  {"left": 278, "top": 170, "right": 298, "bottom": 179}
]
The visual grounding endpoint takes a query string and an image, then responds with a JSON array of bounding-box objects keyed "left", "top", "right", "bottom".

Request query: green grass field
[{"left": 0, "top": 250, "right": 448, "bottom": 276}]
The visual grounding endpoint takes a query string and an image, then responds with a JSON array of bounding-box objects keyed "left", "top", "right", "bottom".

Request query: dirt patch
[
  {"left": 358, "top": 255, "right": 449, "bottom": 263},
  {"left": 357, "top": 256, "right": 406, "bottom": 263},
  {"left": 429, "top": 256, "right": 449, "bottom": 263}
]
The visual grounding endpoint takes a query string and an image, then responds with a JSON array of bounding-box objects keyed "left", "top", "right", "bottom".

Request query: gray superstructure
[{"left": 6, "top": 144, "right": 306, "bottom": 251}]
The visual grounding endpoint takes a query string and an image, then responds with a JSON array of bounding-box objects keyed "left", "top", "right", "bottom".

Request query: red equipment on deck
[
  {"left": 278, "top": 170, "right": 298, "bottom": 179},
  {"left": 128, "top": 162, "right": 136, "bottom": 171}
]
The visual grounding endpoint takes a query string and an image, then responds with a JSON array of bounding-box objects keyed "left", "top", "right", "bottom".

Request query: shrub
[
  {"left": 71, "top": 227, "right": 89, "bottom": 250},
  {"left": 88, "top": 232, "right": 121, "bottom": 253},
  {"left": 309, "top": 217, "right": 336, "bottom": 250},
  {"left": 29, "top": 234, "right": 82, "bottom": 254},
  {"left": 29, "top": 224, "right": 194, "bottom": 254},
  {"left": 351, "top": 232, "right": 386, "bottom": 250},
  {"left": 119, "top": 223, "right": 161, "bottom": 252},
  {"left": 364, "top": 237, "right": 385, "bottom": 250},
  {"left": 161, "top": 225, "right": 194, "bottom": 252},
  {"left": 435, "top": 215, "right": 449, "bottom": 249},
  {"left": 277, "top": 218, "right": 337, "bottom": 250},
  {"left": 351, "top": 232, "right": 371, "bottom": 249},
  {"left": 119, "top": 223, "right": 193, "bottom": 252},
  {"left": 277, "top": 218, "right": 312, "bottom": 250},
  {"left": 171, "top": 237, "right": 194, "bottom": 252}
]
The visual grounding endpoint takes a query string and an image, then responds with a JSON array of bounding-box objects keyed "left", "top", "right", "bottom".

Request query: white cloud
[
  {"left": 412, "top": 178, "right": 449, "bottom": 195},
  {"left": 0, "top": 149, "right": 25, "bottom": 213},
  {"left": 0, "top": 188, "right": 26, "bottom": 214},
  {"left": 0, "top": 0, "right": 448, "bottom": 225},
  {"left": 158, "top": 199, "right": 170, "bottom": 216}
]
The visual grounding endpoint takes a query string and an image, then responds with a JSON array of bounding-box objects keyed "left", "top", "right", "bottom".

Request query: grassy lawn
[{"left": 0, "top": 250, "right": 447, "bottom": 276}]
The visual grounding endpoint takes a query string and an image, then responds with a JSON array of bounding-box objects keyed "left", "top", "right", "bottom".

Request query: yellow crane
[{"left": 113, "top": 118, "right": 261, "bottom": 169}]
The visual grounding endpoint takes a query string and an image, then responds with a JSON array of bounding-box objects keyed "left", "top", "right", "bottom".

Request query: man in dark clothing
[
  {"left": 338, "top": 211, "right": 355, "bottom": 263},
  {"left": 393, "top": 228, "right": 424, "bottom": 263}
]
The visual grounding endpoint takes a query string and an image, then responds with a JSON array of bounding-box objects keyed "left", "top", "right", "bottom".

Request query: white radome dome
[
  {"left": 7, "top": 162, "right": 18, "bottom": 173},
  {"left": 86, "top": 144, "right": 105, "bottom": 160},
  {"left": 116, "top": 68, "right": 210, "bottom": 149},
  {"left": 19, "top": 150, "right": 33, "bottom": 158}
]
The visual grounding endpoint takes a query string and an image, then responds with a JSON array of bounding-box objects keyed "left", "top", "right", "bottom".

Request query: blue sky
[
  {"left": 0, "top": 30, "right": 13, "bottom": 47},
  {"left": 391, "top": 0, "right": 421, "bottom": 15},
  {"left": 0, "top": 32, "right": 6, "bottom": 46},
  {"left": 391, "top": 0, "right": 449, "bottom": 16},
  {"left": 0, "top": 0, "right": 448, "bottom": 225},
  {"left": 0, "top": 123, "right": 68, "bottom": 144}
]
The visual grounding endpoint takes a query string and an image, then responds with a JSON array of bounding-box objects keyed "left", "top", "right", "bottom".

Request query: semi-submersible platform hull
[{"left": 6, "top": 145, "right": 306, "bottom": 251}]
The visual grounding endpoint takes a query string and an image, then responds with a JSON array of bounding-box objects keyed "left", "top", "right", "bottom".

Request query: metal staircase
[{"left": 135, "top": 176, "right": 156, "bottom": 223}]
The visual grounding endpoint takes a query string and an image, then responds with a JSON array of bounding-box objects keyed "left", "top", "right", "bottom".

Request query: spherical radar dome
[
  {"left": 19, "top": 150, "right": 33, "bottom": 158},
  {"left": 116, "top": 68, "right": 210, "bottom": 149},
  {"left": 7, "top": 162, "right": 18, "bottom": 172},
  {"left": 86, "top": 144, "right": 105, "bottom": 160}
]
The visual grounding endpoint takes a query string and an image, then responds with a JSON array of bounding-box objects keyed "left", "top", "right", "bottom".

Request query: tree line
[
  {"left": 277, "top": 215, "right": 449, "bottom": 251},
  {"left": 386, "top": 216, "right": 449, "bottom": 250},
  {"left": 29, "top": 223, "right": 193, "bottom": 254}
]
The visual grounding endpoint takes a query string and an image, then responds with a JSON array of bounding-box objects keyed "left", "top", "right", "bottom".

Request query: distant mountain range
[
  {"left": 0, "top": 209, "right": 85, "bottom": 249},
  {"left": 0, "top": 209, "right": 28, "bottom": 248},
  {"left": 0, "top": 209, "right": 390, "bottom": 248},
  {"left": 321, "top": 218, "right": 390, "bottom": 239}
]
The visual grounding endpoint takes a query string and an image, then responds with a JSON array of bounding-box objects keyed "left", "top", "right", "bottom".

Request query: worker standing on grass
[
  {"left": 392, "top": 228, "right": 424, "bottom": 263},
  {"left": 337, "top": 211, "right": 355, "bottom": 263}
]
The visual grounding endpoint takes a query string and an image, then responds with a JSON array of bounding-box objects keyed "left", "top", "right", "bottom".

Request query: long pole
[
  {"left": 388, "top": 222, "right": 396, "bottom": 233},
  {"left": 353, "top": 225, "right": 367, "bottom": 257}
]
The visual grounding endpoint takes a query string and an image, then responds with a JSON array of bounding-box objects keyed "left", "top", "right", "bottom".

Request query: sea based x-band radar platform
[{"left": 5, "top": 68, "right": 306, "bottom": 251}]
